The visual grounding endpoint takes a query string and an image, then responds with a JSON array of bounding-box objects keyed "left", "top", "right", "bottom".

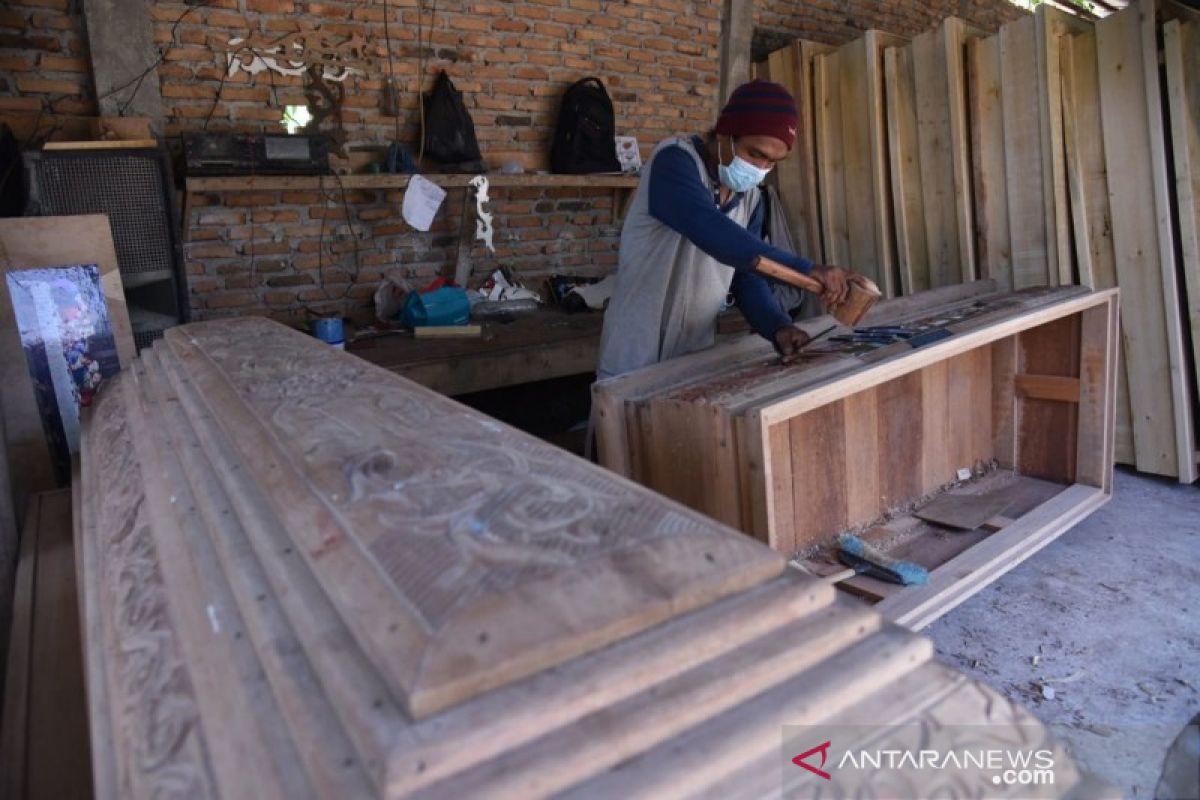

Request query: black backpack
[
  {"left": 423, "top": 70, "right": 484, "bottom": 172},
  {"left": 551, "top": 77, "right": 621, "bottom": 174}
]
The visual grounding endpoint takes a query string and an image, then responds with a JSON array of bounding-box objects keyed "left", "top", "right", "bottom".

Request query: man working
[{"left": 597, "top": 79, "right": 868, "bottom": 379}]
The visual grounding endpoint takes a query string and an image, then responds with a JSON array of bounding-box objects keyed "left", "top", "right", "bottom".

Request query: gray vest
[{"left": 596, "top": 137, "right": 760, "bottom": 379}]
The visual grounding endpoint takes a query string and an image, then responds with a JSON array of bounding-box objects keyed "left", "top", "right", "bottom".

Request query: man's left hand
[{"left": 774, "top": 325, "right": 811, "bottom": 365}]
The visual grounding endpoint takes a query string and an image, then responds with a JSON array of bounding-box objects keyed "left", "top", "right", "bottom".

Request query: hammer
[{"left": 755, "top": 256, "right": 881, "bottom": 328}]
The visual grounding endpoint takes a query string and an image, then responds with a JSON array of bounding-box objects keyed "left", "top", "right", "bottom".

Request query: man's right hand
[{"left": 809, "top": 264, "right": 853, "bottom": 308}]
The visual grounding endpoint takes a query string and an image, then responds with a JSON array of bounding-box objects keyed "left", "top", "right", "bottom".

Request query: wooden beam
[
  {"left": 718, "top": 0, "right": 753, "bottom": 106},
  {"left": 1015, "top": 374, "right": 1082, "bottom": 403}
]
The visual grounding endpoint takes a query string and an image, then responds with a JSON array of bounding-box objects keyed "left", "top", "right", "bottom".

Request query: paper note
[{"left": 402, "top": 174, "right": 447, "bottom": 232}]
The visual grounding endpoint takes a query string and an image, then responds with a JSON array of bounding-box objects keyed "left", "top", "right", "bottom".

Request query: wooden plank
[
  {"left": 1015, "top": 374, "right": 1082, "bottom": 403},
  {"left": 0, "top": 216, "right": 137, "bottom": 522},
  {"left": 968, "top": 35, "right": 1013, "bottom": 290},
  {"left": 814, "top": 50, "right": 850, "bottom": 267},
  {"left": 878, "top": 484, "right": 1109, "bottom": 629},
  {"left": 1060, "top": 30, "right": 1136, "bottom": 465},
  {"left": 789, "top": 401, "right": 848, "bottom": 553},
  {"left": 1000, "top": 16, "right": 1054, "bottom": 289},
  {"left": 1018, "top": 315, "right": 1081, "bottom": 483},
  {"left": 1163, "top": 19, "right": 1200, "bottom": 435},
  {"left": 412, "top": 325, "right": 481, "bottom": 338},
  {"left": 876, "top": 371, "right": 925, "bottom": 510},
  {"left": 912, "top": 19, "right": 983, "bottom": 288},
  {"left": 718, "top": 0, "right": 753, "bottom": 104},
  {"left": 766, "top": 421, "right": 795, "bottom": 552},
  {"left": 838, "top": 36, "right": 885, "bottom": 292},
  {"left": 835, "top": 28, "right": 902, "bottom": 297},
  {"left": 885, "top": 44, "right": 929, "bottom": 294},
  {"left": 43, "top": 139, "right": 159, "bottom": 150},
  {"left": 945, "top": 20, "right": 984, "bottom": 284},
  {"left": 0, "top": 492, "right": 39, "bottom": 799},
  {"left": 915, "top": 491, "right": 1024, "bottom": 531},
  {"left": 920, "top": 361, "right": 952, "bottom": 493},
  {"left": 912, "top": 28, "right": 958, "bottom": 288},
  {"left": 758, "top": 289, "right": 1114, "bottom": 426},
  {"left": 186, "top": 174, "right": 641, "bottom": 192},
  {"left": 842, "top": 388, "right": 881, "bottom": 529},
  {"left": 24, "top": 489, "right": 90, "bottom": 800},
  {"left": 1036, "top": 6, "right": 1093, "bottom": 285},
  {"left": 1075, "top": 299, "right": 1118, "bottom": 490},
  {"left": 992, "top": 335, "right": 1019, "bottom": 469},
  {"left": 764, "top": 40, "right": 833, "bottom": 263},
  {"left": 1096, "top": 1, "right": 1197, "bottom": 481}
]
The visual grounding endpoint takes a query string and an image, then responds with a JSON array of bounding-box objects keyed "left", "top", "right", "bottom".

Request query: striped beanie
[{"left": 715, "top": 80, "right": 798, "bottom": 151}]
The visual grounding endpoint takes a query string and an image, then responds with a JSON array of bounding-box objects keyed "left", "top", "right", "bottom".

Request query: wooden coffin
[
  {"left": 74, "top": 317, "right": 1108, "bottom": 798},
  {"left": 594, "top": 281, "right": 1119, "bottom": 629}
]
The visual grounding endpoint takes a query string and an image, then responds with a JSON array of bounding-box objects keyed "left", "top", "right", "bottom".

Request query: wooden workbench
[{"left": 347, "top": 308, "right": 603, "bottom": 396}]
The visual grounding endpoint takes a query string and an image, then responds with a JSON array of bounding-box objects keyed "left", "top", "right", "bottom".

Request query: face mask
[{"left": 717, "top": 138, "right": 772, "bottom": 193}]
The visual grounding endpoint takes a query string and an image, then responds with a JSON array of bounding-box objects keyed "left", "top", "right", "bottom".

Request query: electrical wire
[
  {"left": 110, "top": 3, "right": 208, "bottom": 116},
  {"left": 383, "top": 0, "right": 402, "bottom": 143},
  {"left": 417, "top": 0, "right": 426, "bottom": 166}
]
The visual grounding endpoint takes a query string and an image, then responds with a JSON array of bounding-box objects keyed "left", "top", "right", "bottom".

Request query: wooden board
[
  {"left": 1036, "top": 6, "right": 1093, "bottom": 286},
  {"left": 1096, "top": 0, "right": 1198, "bottom": 482},
  {"left": 885, "top": 44, "right": 929, "bottom": 294},
  {"left": 73, "top": 314, "right": 1105, "bottom": 798},
  {"left": 845, "top": 31, "right": 905, "bottom": 297},
  {"left": 0, "top": 214, "right": 136, "bottom": 572},
  {"left": 0, "top": 489, "right": 91, "bottom": 800},
  {"left": 1059, "top": 30, "right": 1136, "bottom": 466},
  {"left": 1000, "top": 15, "right": 1054, "bottom": 289},
  {"left": 911, "top": 18, "right": 983, "bottom": 288},
  {"left": 814, "top": 49, "right": 849, "bottom": 268},
  {"left": 968, "top": 35, "right": 1013, "bottom": 290},
  {"left": 762, "top": 40, "right": 834, "bottom": 264},
  {"left": 1163, "top": 19, "right": 1200, "bottom": 437}
]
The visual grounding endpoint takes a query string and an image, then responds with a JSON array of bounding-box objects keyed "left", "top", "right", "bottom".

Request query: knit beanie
[{"left": 714, "top": 80, "right": 798, "bottom": 151}]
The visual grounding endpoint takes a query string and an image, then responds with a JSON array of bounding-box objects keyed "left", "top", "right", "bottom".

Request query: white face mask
[{"left": 717, "top": 137, "right": 772, "bottom": 193}]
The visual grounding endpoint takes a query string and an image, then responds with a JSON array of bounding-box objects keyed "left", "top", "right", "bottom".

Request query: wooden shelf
[{"left": 185, "top": 173, "right": 640, "bottom": 193}]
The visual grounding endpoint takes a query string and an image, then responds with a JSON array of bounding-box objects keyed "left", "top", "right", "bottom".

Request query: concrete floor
[{"left": 928, "top": 468, "right": 1200, "bottom": 798}]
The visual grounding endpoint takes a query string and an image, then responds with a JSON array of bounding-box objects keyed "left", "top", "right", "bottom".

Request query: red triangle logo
[{"left": 792, "top": 740, "right": 832, "bottom": 780}]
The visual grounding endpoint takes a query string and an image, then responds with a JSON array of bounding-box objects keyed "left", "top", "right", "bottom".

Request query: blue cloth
[{"left": 646, "top": 143, "right": 812, "bottom": 340}]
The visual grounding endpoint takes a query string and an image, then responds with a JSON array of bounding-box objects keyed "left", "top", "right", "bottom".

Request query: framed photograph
[{"left": 6, "top": 264, "right": 121, "bottom": 483}]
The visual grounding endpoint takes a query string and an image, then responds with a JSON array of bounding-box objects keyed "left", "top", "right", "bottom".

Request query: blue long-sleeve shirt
[{"left": 646, "top": 140, "right": 813, "bottom": 340}]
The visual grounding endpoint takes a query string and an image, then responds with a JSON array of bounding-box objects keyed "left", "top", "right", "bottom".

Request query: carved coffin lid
[{"left": 164, "top": 319, "right": 783, "bottom": 718}]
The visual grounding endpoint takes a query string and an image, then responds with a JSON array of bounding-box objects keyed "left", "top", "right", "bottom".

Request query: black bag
[
  {"left": 551, "top": 77, "right": 621, "bottom": 174},
  {"left": 422, "top": 70, "right": 484, "bottom": 172}
]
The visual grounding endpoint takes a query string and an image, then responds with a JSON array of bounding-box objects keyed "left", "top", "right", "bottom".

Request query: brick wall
[
  {"left": 3, "top": 0, "right": 1026, "bottom": 326},
  {"left": 753, "top": 0, "right": 1026, "bottom": 56},
  {"left": 0, "top": 1, "right": 95, "bottom": 117},
  {"left": 160, "top": 0, "right": 724, "bottom": 325}
]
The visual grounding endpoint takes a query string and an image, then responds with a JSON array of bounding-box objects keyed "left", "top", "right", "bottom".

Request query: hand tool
[{"left": 753, "top": 256, "right": 881, "bottom": 327}]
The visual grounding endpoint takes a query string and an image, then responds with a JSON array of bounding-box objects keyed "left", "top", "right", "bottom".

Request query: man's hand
[
  {"left": 809, "top": 264, "right": 853, "bottom": 308},
  {"left": 774, "top": 325, "right": 811, "bottom": 365}
]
